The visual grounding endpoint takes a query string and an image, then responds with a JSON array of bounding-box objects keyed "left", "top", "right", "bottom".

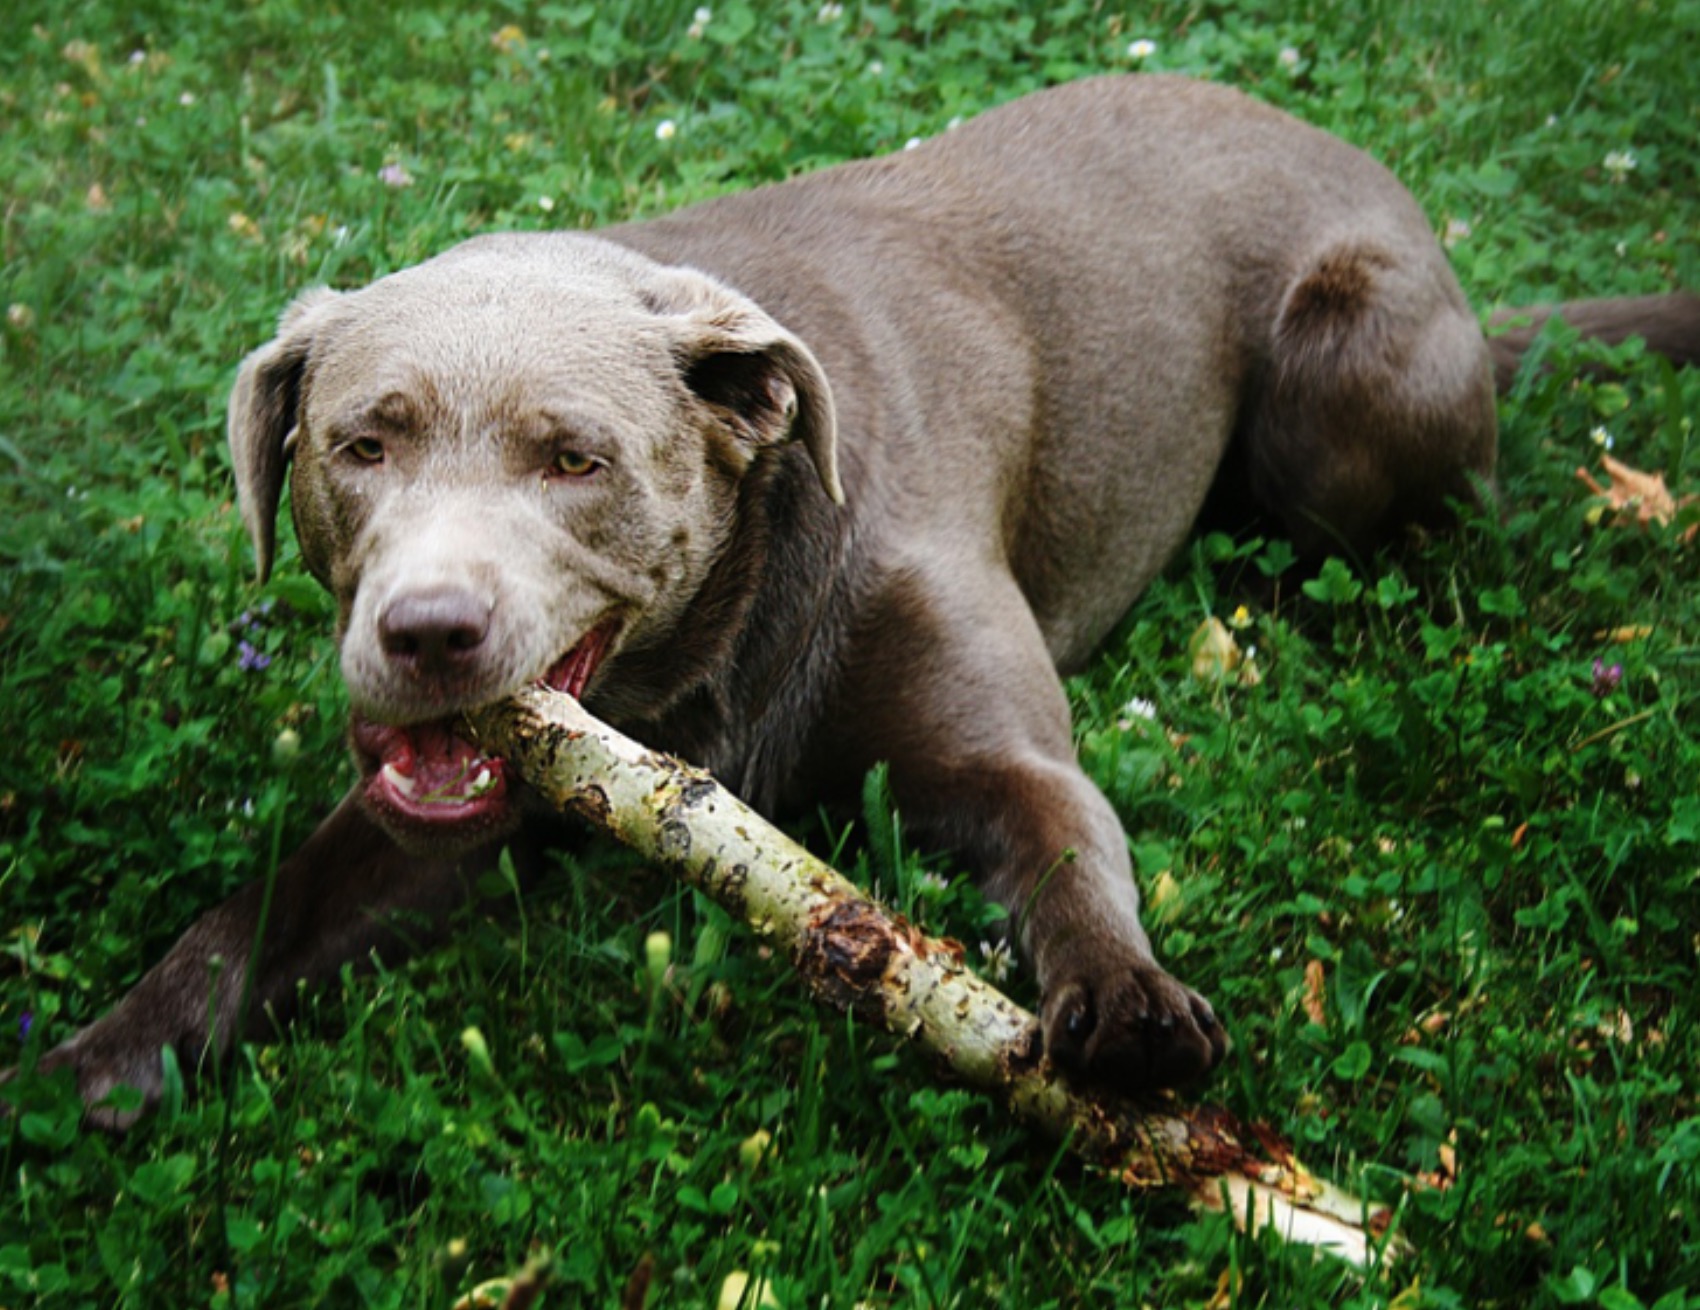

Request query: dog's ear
[
  {"left": 645, "top": 267, "right": 843, "bottom": 505},
  {"left": 227, "top": 288, "right": 344, "bottom": 581}
]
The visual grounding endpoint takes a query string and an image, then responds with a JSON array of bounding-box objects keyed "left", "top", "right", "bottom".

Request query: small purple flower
[
  {"left": 238, "top": 639, "right": 272, "bottom": 673},
  {"left": 236, "top": 599, "right": 275, "bottom": 635},
  {"left": 1591, "top": 658, "right": 1624, "bottom": 698},
  {"left": 18, "top": 1011, "right": 31, "bottom": 1042}
]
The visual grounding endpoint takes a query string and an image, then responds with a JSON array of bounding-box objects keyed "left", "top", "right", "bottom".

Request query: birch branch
[{"left": 467, "top": 686, "right": 1400, "bottom": 1267}]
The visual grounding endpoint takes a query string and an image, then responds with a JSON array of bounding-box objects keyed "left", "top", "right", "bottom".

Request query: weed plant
[{"left": 2, "top": 0, "right": 1698, "bottom": 1305}]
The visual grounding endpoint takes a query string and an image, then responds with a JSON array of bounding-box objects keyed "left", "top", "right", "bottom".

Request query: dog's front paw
[{"left": 1040, "top": 956, "right": 1227, "bottom": 1093}]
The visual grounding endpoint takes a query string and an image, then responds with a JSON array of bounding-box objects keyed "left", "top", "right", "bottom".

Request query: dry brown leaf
[
  {"left": 1412, "top": 1131, "right": 1459, "bottom": 1194},
  {"left": 1577, "top": 454, "right": 1699, "bottom": 540},
  {"left": 1302, "top": 959, "right": 1328, "bottom": 1028}
]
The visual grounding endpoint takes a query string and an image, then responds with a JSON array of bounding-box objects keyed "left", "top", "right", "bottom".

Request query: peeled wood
[{"left": 468, "top": 686, "right": 1397, "bottom": 1266}]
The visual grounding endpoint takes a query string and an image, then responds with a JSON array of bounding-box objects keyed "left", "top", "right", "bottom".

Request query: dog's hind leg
[{"left": 1241, "top": 241, "right": 1499, "bottom": 557}]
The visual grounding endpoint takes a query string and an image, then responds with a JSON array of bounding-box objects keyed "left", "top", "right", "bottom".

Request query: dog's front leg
[
  {"left": 19, "top": 787, "right": 525, "bottom": 1129},
  {"left": 843, "top": 575, "right": 1227, "bottom": 1092}
]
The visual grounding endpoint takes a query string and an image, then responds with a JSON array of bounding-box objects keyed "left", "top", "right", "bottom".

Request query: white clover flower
[
  {"left": 867, "top": 58, "right": 884, "bottom": 75},
  {"left": 1590, "top": 425, "right": 1614, "bottom": 450},
  {"left": 128, "top": 49, "right": 146, "bottom": 65},
  {"left": 655, "top": 118, "right": 677, "bottom": 141},
  {"left": 1277, "top": 46, "right": 1300, "bottom": 70},
  {"left": 1128, "top": 38, "right": 1157, "bottom": 60},
  {"left": 693, "top": 5, "right": 712, "bottom": 21},
  {"left": 904, "top": 136, "right": 923, "bottom": 150},
  {"left": 178, "top": 90, "right": 196, "bottom": 106},
  {"left": 537, "top": 195, "right": 556, "bottom": 212},
  {"left": 378, "top": 162, "right": 413, "bottom": 188},
  {"left": 1122, "top": 696, "right": 1158, "bottom": 721},
  {"left": 946, "top": 115, "right": 962, "bottom": 130},
  {"left": 1603, "top": 149, "right": 1637, "bottom": 182},
  {"left": 818, "top": 1, "right": 843, "bottom": 20},
  {"left": 979, "top": 940, "right": 1016, "bottom": 983},
  {"left": 1443, "top": 216, "right": 1472, "bottom": 248}
]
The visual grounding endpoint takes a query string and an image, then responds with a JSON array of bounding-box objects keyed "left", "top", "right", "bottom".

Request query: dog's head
[{"left": 228, "top": 234, "right": 840, "bottom": 851}]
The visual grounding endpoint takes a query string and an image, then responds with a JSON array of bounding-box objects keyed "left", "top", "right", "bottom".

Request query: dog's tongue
[
  {"left": 374, "top": 721, "right": 502, "bottom": 808},
  {"left": 545, "top": 620, "right": 617, "bottom": 698},
  {"left": 363, "top": 619, "right": 618, "bottom": 822}
]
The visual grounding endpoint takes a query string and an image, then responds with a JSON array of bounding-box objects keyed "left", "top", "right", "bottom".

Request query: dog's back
[{"left": 611, "top": 75, "right": 1495, "bottom": 667}]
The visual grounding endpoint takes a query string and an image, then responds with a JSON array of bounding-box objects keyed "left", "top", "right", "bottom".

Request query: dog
[{"left": 24, "top": 73, "right": 1699, "bottom": 1127}]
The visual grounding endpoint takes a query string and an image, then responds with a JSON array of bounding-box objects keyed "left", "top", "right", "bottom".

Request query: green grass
[{"left": 3, "top": 0, "right": 1699, "bottom": 1305}]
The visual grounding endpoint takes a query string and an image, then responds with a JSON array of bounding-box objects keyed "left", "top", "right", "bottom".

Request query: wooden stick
[{"left": 468, "top": 686, "right": 1399, "bottom": 1266}]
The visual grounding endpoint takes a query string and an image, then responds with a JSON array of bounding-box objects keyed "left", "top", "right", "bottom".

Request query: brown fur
[{"left": 16, "top": 75, "right": 1698, "bottom": 1128}]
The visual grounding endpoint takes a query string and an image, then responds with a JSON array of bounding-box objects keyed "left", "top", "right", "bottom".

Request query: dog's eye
[
  {"left": 551, "top": 449, "right": 601, "bottom": 479},
  {"left": 347, "top": 436, "right": 385, "bottom": 464}
]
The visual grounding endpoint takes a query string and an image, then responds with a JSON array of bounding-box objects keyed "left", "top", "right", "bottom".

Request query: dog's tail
[{"left": 1486, "top": 292, "right": 1700, "bottom": 391}]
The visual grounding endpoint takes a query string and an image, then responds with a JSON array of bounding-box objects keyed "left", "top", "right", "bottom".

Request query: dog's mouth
[{"left": 352, "top": 618, "right": 620, "bottom": 844}]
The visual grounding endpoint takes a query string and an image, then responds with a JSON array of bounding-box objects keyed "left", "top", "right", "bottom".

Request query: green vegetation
[{"left": 3, "top": 0, "right": 1698, "bottom": 1304}]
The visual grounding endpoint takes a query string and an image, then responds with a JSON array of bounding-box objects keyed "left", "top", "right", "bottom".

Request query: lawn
[{"left": 3, "top": 0, "right": 1699, "bottom": 1305}]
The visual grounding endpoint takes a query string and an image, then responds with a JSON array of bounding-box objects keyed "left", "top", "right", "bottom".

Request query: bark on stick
[{"left": 468, "top": 686, "right": 1398, "bottom": 1266}]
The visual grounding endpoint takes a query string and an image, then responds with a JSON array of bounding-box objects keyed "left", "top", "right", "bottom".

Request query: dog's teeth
[{"left": 381, "top": 763, "right": 417, "bottom": 797}]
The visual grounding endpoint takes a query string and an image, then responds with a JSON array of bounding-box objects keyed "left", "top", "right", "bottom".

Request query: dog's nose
[{"left": 378, "top": 588, "right": 492, "bottom": 676}]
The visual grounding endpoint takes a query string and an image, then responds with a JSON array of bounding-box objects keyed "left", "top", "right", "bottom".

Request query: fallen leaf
[
  {"left": 1204, "top": 1268, "right": 1241, "bottom": 1310},
  {"left": 1577, "top": 454, "right": 1699, "bottom": 540},
  {"left": 1413, "top": 1131, "right": 1459, "bottom": 1193},
  {"left": 1147, "top": 868, "right": 1182, "bottom": 921},
  {"left": 1302, "top": 959, "right": 1327, "bottom": 1028},
  {"left": 1189, "top": 617, "right": 1241, "bottom": 680}
]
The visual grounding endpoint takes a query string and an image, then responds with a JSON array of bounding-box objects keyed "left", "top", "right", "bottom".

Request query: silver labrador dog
[{"left": 32, "top": 74, "right": 1700, "bottom": 1125}]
